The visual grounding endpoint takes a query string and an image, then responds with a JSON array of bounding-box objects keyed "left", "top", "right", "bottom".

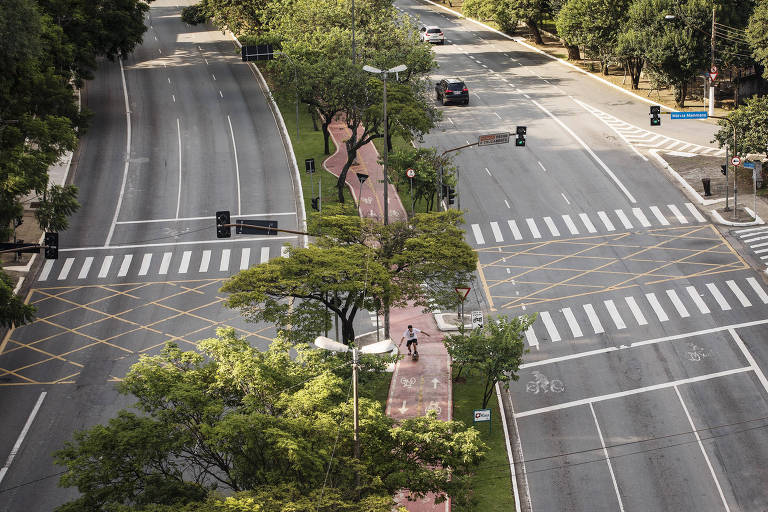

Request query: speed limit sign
[
  {"left": 731, "top": 156, "right": 741, "bottom": 166},
  {"left": 406, "top": 168, "right": 415, "bottom": 178}
]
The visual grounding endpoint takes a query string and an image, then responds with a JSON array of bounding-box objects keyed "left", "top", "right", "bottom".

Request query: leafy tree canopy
[
  {"left": 556, "top": 0, "right": 631, "bottom": 72},
  {"left": 712, "top": 94, "right": 768, "bottom": 158},
  {"left": 747, "top": 0, "right": 768, "bottom": 78}
]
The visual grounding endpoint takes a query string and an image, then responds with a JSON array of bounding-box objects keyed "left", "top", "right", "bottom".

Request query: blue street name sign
[
  {"left": 744, "top": 162, "right": 756, "bottom": 169},
  {"left": 670, "top": 111, "right": 708, "bottom": 119}
]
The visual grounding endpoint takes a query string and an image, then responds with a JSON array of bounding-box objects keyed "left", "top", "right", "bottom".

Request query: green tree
[
  {"left": 747, "top": 0, "right": 768, "bottom": 78},
  {"left": 443, "top": 314, "right": 535, "bottom": 408},
  {"left": 463, "top": 0, "right": 548, "bottom": 43},
  {"left": 55, "top": 329, "right": 486, "bottom": 511},
  {"left": 0, "top": 270, "right": 35, "bottom": 328},
  {"left": 388, "top": 146, "right": 457, "bottom": 212},
  {"left": 712, "top": 95, "right": 768, "bottom": 158}
]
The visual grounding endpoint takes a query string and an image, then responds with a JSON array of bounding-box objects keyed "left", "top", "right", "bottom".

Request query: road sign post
[
  {"left": 455, "top": 286, "right": 470, "bottom": 325},
  {"left": 356, "top": 173, "right": 368, "bottom": 212},
  {"left": 306, "top": 158, "right": 316, "bottom": 206},
  {"left": 406, "top": 168, "right": 415, "bottom": 217}
]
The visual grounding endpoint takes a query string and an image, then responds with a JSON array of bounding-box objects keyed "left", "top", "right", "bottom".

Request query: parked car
[
  {"left": 420, "top": 25, "right": 444, "bottom": 44},
  {"left": 435, "top": 78, "right": 469, "bottom": 105}
]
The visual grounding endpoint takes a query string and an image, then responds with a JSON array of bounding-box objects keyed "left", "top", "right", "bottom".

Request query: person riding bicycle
[{"left": 399, "top": 325, "right": 431, "bottom": 355}]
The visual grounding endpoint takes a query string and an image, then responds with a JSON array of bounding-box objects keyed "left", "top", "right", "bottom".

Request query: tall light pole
[
  {"left": 709, "top": 7, "right": 716, "bottom": 116},
  {"left": 313, "top": 336, "right": 396, "bottom": 477},
  {"left": 362, "top": 64, "right": 407, "bottom": 226}
]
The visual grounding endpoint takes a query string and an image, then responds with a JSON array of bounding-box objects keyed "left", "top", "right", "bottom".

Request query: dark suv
[{"left": 435, "top": 78, "right": 468, "bottom": 105}]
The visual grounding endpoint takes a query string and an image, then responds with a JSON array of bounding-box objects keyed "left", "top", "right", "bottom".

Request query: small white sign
[
  {"left": 731, "top": 156, "right": 741, "bottom": 166},
  {"left": 471, "top": 310, "right": 484, "bottom": 329},
  {"left": 474, "top": 409, "right": 491, "bottom": 422},
  {"left": 406, "top": 168, "right": 415, "bottom": 178}
]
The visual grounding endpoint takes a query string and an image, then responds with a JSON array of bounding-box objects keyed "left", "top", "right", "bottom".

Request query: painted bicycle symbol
[
  {"left": 526, "top": 370, "right": 565, "bottom": 394},
  {"left": 686, "top": 342, "right": 712, "bottom": 362},
  {"left": 425, "top": 401, "right": 442, "bottom": 415},
  {"left": 401, "top": 377, "right": 416, "bottom": 389}
]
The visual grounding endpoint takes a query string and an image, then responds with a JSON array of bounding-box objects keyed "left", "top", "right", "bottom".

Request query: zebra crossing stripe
[
  {"left": 614, "top": 209, "right": 633, "bottom": 229},
  {"left": 597, "top": 211, "right": 615, "bottom": 231},
  {"left": 604, "top": 300, "right": 626, "bottom": 329},
  {"left": 706, "top": 283, "right": 731, "bottom": 311},
  {"left": 632, "top": 208, "right": 651, "bottom": 227},
  {"left": 78, "top": 257, "right": 93, "bottom": 279},
  {"left": 138, "top": 253, "right": 152, "bottom": 276},
  {"left": 118, "top": 255, "right": 132, "bottom": 277},
  {"left": 98, "top": 256, "right": 113, "bottom": 278},
  {"left": 199, "top": 250, "right": 211, "bottom": 272},
  {"left": 649, "top": 206, "right": 670, "bottom": 225},
  {"left": 583, "top": 304, "right": 604, "bottom": 334},
  {"left": 562, "top": 215, "right": 579, "bottom": 235},
  {"left": 240, "top": 248, "right": 250, "bottom": 270},
  {"left": 744, "top": 236, "right": 768, "bottom": 245},
  {"left": 524, "top": 325, "right": 538, "bottom": 349},
  {"left": 666, "top": 289, "right": 690, "bottom": 317},
  {"left": 526, "top": 218, "right": 541, "bottom": 238},
  {"left": 260, "top": 246, "right": 270, "bottom": 264},
  {"left": 579, "top": 213, "right": 597, "bottom": 233},
  {"left": 737, "top": 226, "right": 768, "bottom": 235},
  {"left": 220, "top": 249, "right": 230, "bottom": 271},
  {"left": 39, "top": 259, "right": 54, "bottom": 281},
  {"left": 645, "top": 293, "right": 669, "bottom": 322},
  {"left": 490, "top": 221, "right": 504, "bottom": 242},
  {"left": 543, "top": 217, "right": 560, "bottom": 236},
  {"left": 684, "top": 202, "right": 706, "bottom": 223},
  {"left": 625, "top": 296, "right": 647, "bottom": 325},
  {"left": 561, "top": 307, "right": 583, "bottom": 338},
  {"left": 539, "top": 311, "right": 561, "bottom": 342},
  {"left": 58, "top": 258, "right": 74, "bottom": 280},
  {"left": 686, "top": 286, "right": 710, "bottom": 314},
  {"left": 471, "top": 224, "right": 485, "bottom": 245},
  {"left": 726, "top": 280, "right": 751, "bottom": 307},
  {"left": 179, "top": 251, "right": 191, "bottom": 273},
  {"left": 668, "top": 204, "right": 688, "bottom": 224},
  {"left": 746, "top": 277, "right": 768, "bottom": 303},
  {"left": 508, "top": 220, "right": 522, "bottom": 240},
  {"left": 158, "top": 252, "right": 172, "bottom": 275}
]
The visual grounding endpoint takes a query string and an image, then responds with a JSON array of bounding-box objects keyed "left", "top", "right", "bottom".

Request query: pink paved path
[{"left": 323, "top": 117, "right": 452, "bottom": 511}]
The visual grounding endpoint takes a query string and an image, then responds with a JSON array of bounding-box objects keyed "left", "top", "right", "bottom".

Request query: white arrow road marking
[
  {"left": 398, "top": 400, "right": 408, "bottom": 414},
  {"left": 432, "top": 378, "right": 440, "bottom": 389}
]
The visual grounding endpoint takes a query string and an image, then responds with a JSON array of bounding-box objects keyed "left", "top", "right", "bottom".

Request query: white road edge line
[
  {"left": 227, "top": 114, "right": 242, "bottom": 215},
  {"left": 0, "top": 392, "right": 47, "bottom": 485},
  {"left": 105, "top": 58, "right": 132, "bottom": 247},
  {"left": 496, "top": 383, "right": 523, "bottom": 512},
  {"left": 176, "top": 117, "right": 182, "bottom": 219},
  {"left": 589, "top": 403, "right": 625, "bottom": 511},
  {"left": 730, "top": 328, "right": 768, "bottom": 396}
]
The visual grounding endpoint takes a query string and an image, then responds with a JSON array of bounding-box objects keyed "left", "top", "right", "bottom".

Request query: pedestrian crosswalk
[
  {"left": 736, "top": 225, "right": 768, "bottom": 270},
  {"left": 469, "top": 203, "right": 706, "bottom": 245},
  {"left": 575, "top": 99, "right": 726, "bottom": 157},
  {"left": 520, "top": 277, "right": 768, "bottom": 349},
  {"left": 38, "top": 244, "right": 291, "bottom": 282}
]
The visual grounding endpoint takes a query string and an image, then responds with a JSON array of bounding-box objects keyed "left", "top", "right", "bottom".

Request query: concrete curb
[
  {"left": 433, "top": 312, "right": 473, "bottom": 331},
  {"left": 711, "top": 207, "right": 764, "bottom": 227}
]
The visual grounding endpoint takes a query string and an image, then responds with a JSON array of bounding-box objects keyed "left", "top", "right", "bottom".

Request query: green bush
[{"left": 181, "top": 4, "right": 207, "bottom": 25}]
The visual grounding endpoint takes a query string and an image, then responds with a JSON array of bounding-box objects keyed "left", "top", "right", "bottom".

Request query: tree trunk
[
  {"left": 482, "top": 376, "right": 494, "bottom": 409},
  {"left": 526, "top": 20, "right": 543, "bottom": 45},
  {"left": 322, "top": 119, "right": 332, "bottom": 155},
  {"left": 564, "top": 42, "right": 580, "bottom": 60},
  {"left": 337, "top": 152, "right": 354, "bottom": 203},
  {"left": 341, "top": 315, "right": 356, "bottom": 344},
  {"left": 674, "top": 82, "right": 687, "bottom": 108}
]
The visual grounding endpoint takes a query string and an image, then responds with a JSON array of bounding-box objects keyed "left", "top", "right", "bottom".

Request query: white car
[{"left": 420, "top": 26, "right": 444, "bottom": 44}]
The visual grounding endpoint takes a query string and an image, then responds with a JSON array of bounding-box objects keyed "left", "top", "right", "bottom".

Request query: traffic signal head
[
  {"left": 721, "top": 164, "right": 727, "bottom": 176},
  {"left": 650, "top": 105, "right": 661, "bottom": 126},
  {"left": 216, "top": 210, "right": 231, "bottom": 238},
  {"left": 311, "top": 197, "right": 319, "bottom": 211},
  {"left": 44, "top": 232, "right": 58, "bottom": 260},
  {"left": 515, "top": 135, "right": 526, "bottom": 147},
  {"left": 447, "top": 186, "right": 456, "bottom": 205},
  {"left": 516, "top": 126, "right": 527, "bottom": 136}
]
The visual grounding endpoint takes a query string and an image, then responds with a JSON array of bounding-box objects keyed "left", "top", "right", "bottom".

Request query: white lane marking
[
  {"left": 685, "top": 202, "right": 706, "bottom": 222},
  {"left": 526, "top": 218, "right": 541, "bottom": 238},
  {"left": 178, "top": 251, "right": 191, "bottom": 273},
  {"left": 77, "top": 257, "right": 93, "bottom": 279},
  {"left": 668, "top": 204, "right": 688, "bottom": 224},
  {"left": 579, "top": 213, "right": 597, "bottom": 233},
  {"left": 117, "top": 254, "right": 133, "bottom": 277},
  {"left": 220, "top": 249, "right": 230, "bottom": 271},
  {"left": 138, "top": 253, "right": 153, "bottom": 276},
  {"left": 494, "top": 112, "right": 502, "bottom": 119},
  {"left": 199, "top": 250, "right": 211, "bottom": 272},
  {"left": 539, "top": 311, "right": 561, "bottom": 342},
  {"left": 537, "top": 161, "right": 546, "bottom": 172},
  {"left": 589, "top": 403, "right": 626, "bottom": 512},
  {"left": 632, "top": 207, "right": 651, "bottom": 227},
  {"left": 562, "top": 215, "right": 579, "bottom": 235},
  {"left": 667, "top": 289, "right": 690, "bottom": 317},
  {"left": 172, "top": 94, "right": 175, "bottom": 103},
  {"left": 531, "top": 99, "right": 636, "bottom": 203},
  {"left": 447, "top": 117, "right": 454, "bottom": 125},
  {"left": 674, "top": 387, "right": 731, "bottom": 512},
  {"left": 686, "top": 286, "right": 710, "bottom": 314},
  {"left": 57, "top": 258, "right": 74, "bottom": 280},
  {"left": 645, "top": 293, "right": 669, "bottom": 322},
  {"left": 38, "top": 260, "right": 54, "bottom": 281},
  {"left": 625, "top": 296, "right": 647, "bottom": 325},
  {"left": 726, "top": 280, "right": 751, "bottom": 307},
  {"left": 227, "top": 115, "right": 242, "bottom": 215},
  {"left": 212, "top": 73, "right": 216, "bottom": 80},
  {"left": 561, "top": 308, "right": 583, "bottom": 338},
  {"left": 219, "top": 90, "right": 223, "bottom": 98},
  {"left": 260, "top": 246, "right": 270, "bottom": 263},
  {"left": 504, "top": 199, "right": 511, "bottom": 209},
  {"left": 116, "top": 212, "right": 295, "bottom": 225},
  {"left": 516, "top": 367, "right": 751, "bottom": 418},
  {"left": 583, "top": 304, "right": 604, "bottom": 334},
  {"left": 615, "top": 209, "right": 633, "bottom": 229},
  {"left": 490, "top": 221, "right": 504, "bottom": 242},
  {"left": 561, "top": 193, "right": 570, "bottom": 205},
  {"left": 604, "top": 300, "right": 626, "bottom": 329},
  {"left": 167, "top": 77, "right": 171, "bottom": 84},
  {"left": 543, "top": 217, "right": 560, "bottom": 237},
  {"left": 485, "top": 167, "right": 492, "bottom": 176},
  {"left": 98, "top": 256, "right": 113, "bottom": 278},
  {"left": 471, "top": 224, "right": 485, "bottom": 245},
  {"left": 281, "top": 246, "right": 289, "bottom": 258},
  {"left": 524, "top": 324, "right": 539, "bottom": 349},
  {"left": 105, "top": 58, "right": 132, "bottom": 246},
  {"left": 0, "top": 392, "right": 47, "bottom": 486},
  {"left": 731, "top": 328, "right": 768, "bottom": 397},
  {"left": 175, "top": 118, "right": 183, "bottom": 219},
  {"left": 597, "top": 211, "right": 615, "bottom": 231},
  {"left": 706, "top": 283, "right": 731, "bottom": 311},
  {"left": 508, "top": 220, "right": 522, "bottom": 240},
  {"left": 240, "top": 248, "right": 250, "bottom": 270},
  {"left": 523, "top": 94, "right": 531, "bottom": 99},
  {"left": 158, "top": 252, "right": 172, "bottom": 275},
  {"left": 649, "top": 206, "right": 670, "bottom": 225}
]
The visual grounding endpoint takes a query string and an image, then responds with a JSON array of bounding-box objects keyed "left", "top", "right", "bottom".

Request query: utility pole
[
  {"left": 709, "top": 7, "right": 716, "bottom": 116},
  {"left": 383, "top": 74, "right": 389, "bottom": 225}
]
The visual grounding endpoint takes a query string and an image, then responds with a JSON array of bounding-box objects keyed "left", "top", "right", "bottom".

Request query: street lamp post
[{"left": 362, "top": 64, "right": 407, "bottom": 226}]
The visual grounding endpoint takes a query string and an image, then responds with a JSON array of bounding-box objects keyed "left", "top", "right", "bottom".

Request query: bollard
[{"left": 702, "top": 178, "right": 712, "bottom": 197}]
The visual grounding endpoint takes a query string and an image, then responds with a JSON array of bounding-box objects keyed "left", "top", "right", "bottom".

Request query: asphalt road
[{"left": 399, "top": 1, "right": 768, "bottom": 510}]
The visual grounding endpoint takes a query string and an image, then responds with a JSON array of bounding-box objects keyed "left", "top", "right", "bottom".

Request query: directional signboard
[
  {"left": 236, "top": 219, "right": 278, "bottom": 235},
  {"left": 478, "top": 133, "right": 510, "bottom": 146},
  {"left": 670, "top": 111, "right": 708, "bottom": 120},
  {"left": 241, "top": 44, "right": 274, "bottom": 61}
]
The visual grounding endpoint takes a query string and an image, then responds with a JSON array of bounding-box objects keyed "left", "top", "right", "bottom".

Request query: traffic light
[
  {"left": 516, "top": 125, "right": 526, "bottom": 147},
  {"left": 650, "top": 106, "right": 661, "bottom": 126},
  {"left": 44, "top": 232, "right": 58, "bottom": 260},
  {"left": 311, "top": 197, "right": 319, "bottom": 211},
  {"left": 721, "top": 164, "right": 727, "bottom": 176},
  {"left": 447, "top": 186, "right": 456, "bottom": 205},
  {"left": 216, "top": 210, "right": 231, "bottom": 238}
]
